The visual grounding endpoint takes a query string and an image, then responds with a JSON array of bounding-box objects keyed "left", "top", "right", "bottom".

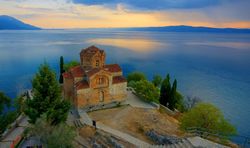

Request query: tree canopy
[
  {"left": 180, "top": 103, "right": 236, "bottom": 137},
  {"left": 64, "top": 60, "right": 80, "bottom": 71},
  {"left": 27, "top": 115, "right": 76, "bottom": 148},
  {"left": 160, "top": 74, "right": 184, "bottom": 111},
  {"left": 25, "top": 63, "right": 70, "bottom": 125},
  {"left": 0, "top": 92, "right": 21, "bottom": 134},
  {"left": 127, "top": 72, "right": 146, "bottom": 83},
  {"left": 59, "top": 56, "right": 64, "bottom": 83},
  {"left": 152, "top": 74, "right": 162, "bottom": 87},
  {"left": 133, "top": 80, "right": 160, "bottom": 102},
  {"left": 0, "top": 91, "right": 10, "bottom": 114}
]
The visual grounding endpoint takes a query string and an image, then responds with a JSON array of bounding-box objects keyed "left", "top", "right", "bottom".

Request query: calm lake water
[{"left": 0, "top": 30, "right": 250, "bottom": 138}]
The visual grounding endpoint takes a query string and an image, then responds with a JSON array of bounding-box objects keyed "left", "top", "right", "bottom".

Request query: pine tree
[
  {"left": 59, "top": 56, "right": 64, "bottom": 83},
  {"left": 25, "top": 63, "right": 70, "bottom": 125}
]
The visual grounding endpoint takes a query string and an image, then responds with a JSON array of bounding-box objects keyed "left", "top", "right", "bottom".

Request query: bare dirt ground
[
  {"left": 78, "top": 125, "right": 136, "bottom": 148},
  {"left": 88, "top": 105, "right": 185, "bottom": 144}
]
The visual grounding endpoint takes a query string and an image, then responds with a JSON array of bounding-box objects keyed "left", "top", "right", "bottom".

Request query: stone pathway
[
  {"left": 79, "top": 110, "right": 92, "bottom": 125},
  {"left": 124, "top": 90, "right": 156, "bottom": 109},
  {"left": 97, "top": 123, "right": 151, "bottom": 148},
  {"left": 187, "top": 136, "right": 229, "bottom": 148},
  {"left": 0, "top": 116, "right": 29, "bottom": 148}
]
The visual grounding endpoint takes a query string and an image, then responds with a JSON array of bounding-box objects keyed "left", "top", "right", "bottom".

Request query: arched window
[{"left": 98, "top": 77, "right": 104, "bottom": 84}]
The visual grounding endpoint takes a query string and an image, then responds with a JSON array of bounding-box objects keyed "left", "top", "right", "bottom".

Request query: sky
[{"left": 0, "top": 0, "right": 250, "bottom": 29}]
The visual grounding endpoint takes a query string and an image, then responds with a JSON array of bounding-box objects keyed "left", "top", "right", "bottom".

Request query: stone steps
[
  {"left": 152, "top": 138, "right": 194, "bottom": 148},
  {"left": 73, "top": 119, "right": 84, "bottom": 128}
]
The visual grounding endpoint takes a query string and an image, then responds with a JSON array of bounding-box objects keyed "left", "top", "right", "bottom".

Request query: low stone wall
[
  {"left": 80, "top": 101, "right": 125, "bottom": 112},
  {"left": 0, "top": 114, "right": 25, "bottom": 140},
  {"left": 150, "top": 102, "right": 160, "bottom": 109},
  {"left": 159, "top": 104, "right": 177, "bottom": 116},
  {"left": 146, "top": 130, "right": 181, "bottom": 145}
]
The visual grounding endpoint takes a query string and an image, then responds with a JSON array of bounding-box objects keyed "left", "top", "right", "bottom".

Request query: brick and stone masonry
[{"left": 63, "top": 46, "right": 127, "bottom": 109}]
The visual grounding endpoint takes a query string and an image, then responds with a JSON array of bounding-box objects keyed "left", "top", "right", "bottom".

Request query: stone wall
[
  {"left": 81, "top": 52, "right": 105, "bottom": 69},
  {"left": 110, "top": 82, "right": 127, "bottom": 101},
  {"left": 111, "top": 71, "right": 123, "bottom": 77},
  {"left": 76, "top": 82, "right": 127, "bottom": 108},
  {"left": 89, "top": 73, "right": 112, "bottom": 89},
  {"left": 63, "top": 77, "right": 74, "bottom": 102}
]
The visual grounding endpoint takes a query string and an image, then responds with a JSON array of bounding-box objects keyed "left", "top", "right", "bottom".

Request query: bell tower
[{"left": 80, "top": 45, "right": 106, "bottom": 69}]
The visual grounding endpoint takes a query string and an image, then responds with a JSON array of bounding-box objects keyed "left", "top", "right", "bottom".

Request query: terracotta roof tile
[
  {"left": 104, "top": 64, "right": 122, "bottom": 73},
  {"left": 62, "top": 72, "right": 72, "bottom": 79},
  {"left": 80, "top": 45, "right": 104, "bottom": 56},
  {"left": 112, "top": 76, "right": 127, "bottom": 84},
  {"left": 86, "top": 68, "right": 100, "bottom": 77},
  {"left": 75, "top": 80, "right": 89, "bottom": 90},
  {"left": 70, "top": 65, "right": 85, "bottom": 77}
]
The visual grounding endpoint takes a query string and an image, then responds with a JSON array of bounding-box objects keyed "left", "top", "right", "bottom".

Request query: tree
[
  {"left": 133, "top": 80, "right": 160, "bottom": 102},
  {"left": 25, "top": 63, "right": 70, "bottom": 125},
  {"left": 152, "top": 74, "right": 162, "bottom": 87},
  {"left": 64, "top": 60, "right": 80, "bottom": 71},
  {"left": 180, "top": 103, "right": 236, "bottom": 137},
  {"left": 59, "top": 56, "right": 64, "bottom": 83},
  {"left": 27, "top": 115, "right": 76, "bottom": 148},
  {"left": 184, "top": 96, "right": 201, "bottom": 111},
  {"left": 0, "top": 92, "right": 21, "bottom": 134},
  {"left": 0, "top": 91, "right": 10, "bottom": 114},
  {"left": 159, "top": 74, "right": 171, "bottom": 107},
  {"left": 127, "top": 72, "right": 146, "bottom": 83},
  {"left": 174, "top": 91, "right": 185, "bottom": 112},
  {"left": 0, "top": 111, "right": 18, "bottom": 134},
  {"left": 168, "top": 79, "right": 177, "bottom": 110},
  {"left": 160, "top": 75, "right": 184, "bottom": 111}
]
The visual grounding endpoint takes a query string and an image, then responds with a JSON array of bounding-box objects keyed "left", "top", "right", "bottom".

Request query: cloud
[
  {"left": 72, "top": 0, "right": 222, "bottom": 10},
  {"left": 1, "top": 0, "right": 250, "bottom": 28}
]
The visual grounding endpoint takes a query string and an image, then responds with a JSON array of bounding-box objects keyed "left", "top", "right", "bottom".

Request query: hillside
[
  {"left": 123, "top": 25, "right": 250, "bottom": 33},
  {"left": 0, "top": 15, "right": 41, "bottom": 30}
]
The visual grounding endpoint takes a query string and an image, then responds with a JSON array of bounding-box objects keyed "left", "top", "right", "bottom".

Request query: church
[{"left": 63, "top": 46, "right": 127, "bottom": 110}]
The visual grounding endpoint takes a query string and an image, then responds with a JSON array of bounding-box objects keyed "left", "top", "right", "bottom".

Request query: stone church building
[{"left": 63, "top": 46, "right": 127, "bottom": 110}]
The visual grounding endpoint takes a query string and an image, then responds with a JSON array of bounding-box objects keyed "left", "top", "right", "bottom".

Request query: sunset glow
[{"left": 0, "top": 0, "right": 250, "bottom": 29}]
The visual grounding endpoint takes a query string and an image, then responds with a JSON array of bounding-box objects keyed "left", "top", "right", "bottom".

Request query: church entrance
[{"left": 99, "top": 91, "right": 104, "bottom": 102}]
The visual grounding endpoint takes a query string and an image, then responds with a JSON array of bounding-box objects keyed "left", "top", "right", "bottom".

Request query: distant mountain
[
  {"left": 0, "top": 15, "right": 41, "bottom": 30},
  {"left": 123, "top": 25, "right": 250, "bottom": 33}
]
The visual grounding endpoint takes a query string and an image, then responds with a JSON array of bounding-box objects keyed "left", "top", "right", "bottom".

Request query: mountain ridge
[
  {"left": 0, "top": 15, "right": 41, "bottom": 30},
  {"left": 121, "top": 25, "right": 250, "bottom": 33}
]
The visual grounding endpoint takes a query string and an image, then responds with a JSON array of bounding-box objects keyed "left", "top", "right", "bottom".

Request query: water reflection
[{"left": 86, "top": 38, "right": 166, "bottom": 52}]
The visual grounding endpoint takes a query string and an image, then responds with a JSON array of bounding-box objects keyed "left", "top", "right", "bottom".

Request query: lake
[{"left": 0, "top": 29, "right": 250, "bottom": 139}]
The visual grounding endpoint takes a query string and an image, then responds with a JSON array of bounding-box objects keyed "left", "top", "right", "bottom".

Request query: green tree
[
  {"left": 168, "top": 79, "right": 177, "bottom": 110},
  {"left": 14, "top": 96, "right": 25, "bottom": 114},
  {"left": 127, "top": 72, "right": 146, "bottom": 83},
  {"left": 64, "top": 60, "right": 80, "bottom": 71},
  {"left": 0, "top": 91, "right": 27, "bottom": 134},
  {"left": 152, "top": 74, "right": 162, "bottom": 87},
  {"left": 59, "top": 56, "right": 64, "bottom": 83},
  {"left": 25, "top": 63, "right": 70, "bottom": 125},
  {"left": 159, "top": 74, "right": 171, "bottom": 107},
  {"left": 0, "top": 91, "right": 10, "bottom": 114},
  {"left": 133, "top": 80, "right": 160, "bottom": 102},
  {"left": 174, "top": 91, "right": 185, "bottom": 112},
  {"left": 0, "top": 111, "right": 18, "bottom": 134},
  {"left": 160, "top": 75, "right": 184, "bottom": 111},
  {"left": 180, "top": 103, "right": 236, "bottom": 137},
  {"left": 27, "top": 115, "right": 76, "bottom": 148}
]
